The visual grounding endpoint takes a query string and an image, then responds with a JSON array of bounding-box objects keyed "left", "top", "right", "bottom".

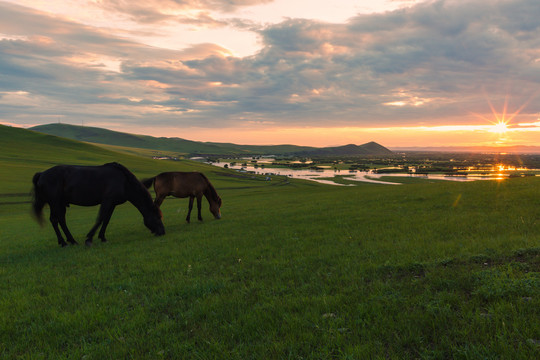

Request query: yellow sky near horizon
[
  {"left": 3, "top": 118, "right": 539, "bottom": 148},
  {"left": 146, "top": 124, "right": 540, "bottom": 148}
]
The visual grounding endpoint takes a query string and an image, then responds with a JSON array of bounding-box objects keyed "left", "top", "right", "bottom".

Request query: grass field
[{"left": 0, "top": 125, "right": 539, "bottom": 359}]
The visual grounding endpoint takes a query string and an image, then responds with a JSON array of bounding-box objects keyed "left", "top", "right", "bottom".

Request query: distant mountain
[
  {"left": 30, "top": 123, "right": 392, "bottom": 156},
  {"left": 296, "top": 142, "right": 393, "bottom": 156}
]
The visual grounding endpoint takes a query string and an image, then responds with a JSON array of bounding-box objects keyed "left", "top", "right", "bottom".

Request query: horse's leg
[
  {"left": 85, "top": 203, "right": 110, "bottom": 246},
  {"left": 49, "top": 205, "right": 68, "bottom": 247},
  {"left": 58, "top": 207, "right": 78, "bottom": 245},
  {"left": 154, "top": 193, "right": 166, "bottom": 208},
  {"left": 186, "top": 196, "right": 194, "bottom": 223},
  {"left": 97, "top": 205, "right": 116, "bottom": 243},
  {"left": 196, "top": 195, "right": 203, "bottom": 221}
]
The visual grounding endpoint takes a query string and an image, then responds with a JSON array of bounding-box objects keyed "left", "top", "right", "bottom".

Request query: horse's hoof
[
  {"left": 60, "top": 242, "right": 68, "bottom": 248},
  {"left": 85, "top": 239, "right": 93, "bottom": 246},
  {"left": 70, "top": 240, "right": 79, "bottom": 245}
]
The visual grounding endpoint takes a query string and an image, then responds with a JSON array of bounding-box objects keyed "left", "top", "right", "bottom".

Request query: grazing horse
[
  {"left": 32, "top": 162, "right": 165, "bottom": 247},
  {"left": 143, "top": 172, "right": 222, "bottom": 223}
]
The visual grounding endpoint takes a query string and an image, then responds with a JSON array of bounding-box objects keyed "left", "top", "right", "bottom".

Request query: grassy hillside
[
  {"left": 0, "top": 125, "right": 539, "bottom": 359},
  {"left": 0, "top": 124, "right": 270, "bottom": 193},
  {"left": 30, "top": 123, "right": 241, "bottom": 155},
  {"left": 31, "top": 123, "right": 396, "bottom": 157},
  {"left": 30, "top": 123, "right": 317, "bottom": 156}
]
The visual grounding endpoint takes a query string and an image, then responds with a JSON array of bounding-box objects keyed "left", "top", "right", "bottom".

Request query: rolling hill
[
  {"left": 29, "top": 123, "right": 393, "bottom": 156},
  {"left": 30, "top": 123, "right": 244, "bottom": 155},
  {"left": 0, "top": 124, "right": 231, "bottom": 193},
  {"left": 29, "top": 123, "right": 315, "bottom": 156}
]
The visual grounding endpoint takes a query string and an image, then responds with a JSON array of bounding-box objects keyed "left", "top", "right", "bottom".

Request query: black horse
[{"left": 32, "top": 162, "right": 165, "bottom": 247}]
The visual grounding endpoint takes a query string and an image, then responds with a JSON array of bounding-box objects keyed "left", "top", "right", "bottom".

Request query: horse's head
[
  {"left": 144, "top": 205, "right": 165, "bottom": 236},
  {"left": 210, "top": 196, "right": 222, "bottom": 219}
]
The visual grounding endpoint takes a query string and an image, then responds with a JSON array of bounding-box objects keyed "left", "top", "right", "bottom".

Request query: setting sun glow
[{"left": 490, "top": 120, "right": 509, "bottom": 134}]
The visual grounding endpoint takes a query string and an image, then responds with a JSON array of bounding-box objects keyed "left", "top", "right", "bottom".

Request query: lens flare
[{"left": 471, "top": 91, "right": 536, "bottom": 142}]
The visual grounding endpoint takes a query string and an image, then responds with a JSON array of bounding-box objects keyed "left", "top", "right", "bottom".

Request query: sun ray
[
  {"left": 502, "top": 94, "right": 509, "bottom": 123},
  {"left": 505, "top": 95, "right": 535, "bottom": 123},
  {"left": 474, "top": 91, "right": 539, "bottom": 139},
  {"left": 485, "top": 96, "right": 501, "bottom": 124}
]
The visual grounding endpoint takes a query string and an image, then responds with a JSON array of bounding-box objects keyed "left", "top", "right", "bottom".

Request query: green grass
[
  {"left": 30, "top": 123, "right": 317, "bottom": 155},
  {"left": 1, "top": 125, "right": 539, "bottom": 359}
]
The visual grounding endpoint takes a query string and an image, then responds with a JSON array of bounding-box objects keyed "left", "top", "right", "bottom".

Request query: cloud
[
  {"left": 93, "top": 0, "right": 274, "bottom": 25},
  {"left": 0, "top": 0, "right": 539, "bottom": 133}
]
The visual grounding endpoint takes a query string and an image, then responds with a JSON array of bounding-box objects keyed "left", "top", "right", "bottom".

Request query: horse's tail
[
  {"left": 31, "top": 172, "right": 46, "bottom": 227},
  {"left": 141, "top": 177, "right": 155, "bottom": 189}
]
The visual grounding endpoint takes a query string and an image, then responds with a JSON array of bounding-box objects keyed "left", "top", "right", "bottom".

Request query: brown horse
[{"left": 143, "top": 172, "right": 222, "bottom": 222}]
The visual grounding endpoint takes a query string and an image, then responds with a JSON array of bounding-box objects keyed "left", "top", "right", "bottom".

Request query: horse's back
[
  {"left": 155, "top": 171, "right": 206, "bottom": 197},
  {"left": 37, "top": 164, "right": 129, "bottom": 206}
]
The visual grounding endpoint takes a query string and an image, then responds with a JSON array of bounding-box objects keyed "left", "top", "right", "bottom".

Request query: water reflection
[
  {"left": 207, "top": 162, "right": 518, "bottom": 186},
  {"left": 204, "top": 158, "right": 540, "bottom": 186}
]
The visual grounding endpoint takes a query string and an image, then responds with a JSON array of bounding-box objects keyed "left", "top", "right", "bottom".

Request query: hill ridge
[{"left": 30, "top": 123, "right": 392, "bottom": 156}]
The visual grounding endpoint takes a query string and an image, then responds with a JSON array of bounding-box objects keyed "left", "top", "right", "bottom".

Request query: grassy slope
[
  {"left": 30, "top": 123, "right": 316, "bottom": 155},
  {"left": 0, "top": 125, "right": 265, "bottom": 192},
  {"left": 0, "top": 125, "right": 539, "bottom": 359},
  {"left": 30, "top": 123, "right": 236, "bottom": 155}
]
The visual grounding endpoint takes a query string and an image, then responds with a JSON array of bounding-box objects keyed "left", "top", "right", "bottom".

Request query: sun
[
  {"left": 472, "top": 92, "right": 533, "bottom": 138},
  {"left": 490, "top": 120, "right": 509, "bottom": 134}
]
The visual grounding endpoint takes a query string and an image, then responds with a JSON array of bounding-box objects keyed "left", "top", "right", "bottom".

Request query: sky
[{"left": 0, "top": 0, "right": 539, "bottom": 148}]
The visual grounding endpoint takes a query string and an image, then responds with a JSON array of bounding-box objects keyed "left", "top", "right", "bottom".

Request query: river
[{"left": 207, "top": 162, "right": 520, "bottom": 186}]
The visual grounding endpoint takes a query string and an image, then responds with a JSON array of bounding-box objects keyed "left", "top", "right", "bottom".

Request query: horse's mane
[
  {"left": 200, "top": 173, "right": 221, "bottom": 203},
  {"left": 106, "top": 162, "right": 148, "bottom": 194}
]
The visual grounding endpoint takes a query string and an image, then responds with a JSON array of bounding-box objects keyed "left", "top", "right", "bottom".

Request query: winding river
[{"left": 208, "top": 162, "right": 516, "bottom": 186}]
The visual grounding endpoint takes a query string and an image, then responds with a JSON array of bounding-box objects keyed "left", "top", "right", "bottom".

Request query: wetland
[{"left": 203, "top": 151, "right": 540, "bottom": 185}]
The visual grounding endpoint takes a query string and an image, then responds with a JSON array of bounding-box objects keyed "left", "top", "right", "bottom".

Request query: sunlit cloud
[
  {"left": 0, "top": 33, "right": 29, "bottom": 41},
  {"left": 517, "top": 121, "right": 540, "bottom": 128},
  {"left": 63, "top": 54, "right": 123, "bottom": 72}
]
